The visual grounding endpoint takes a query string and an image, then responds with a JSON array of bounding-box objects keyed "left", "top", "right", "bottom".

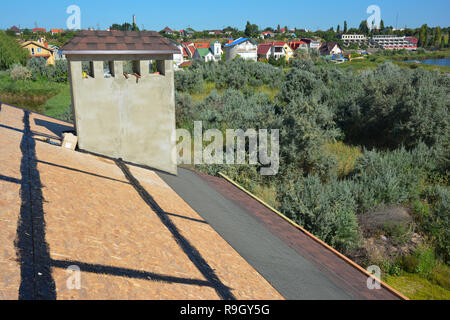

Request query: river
[{"left": 405, "top": 57, "right": 450, "bottom": 67}]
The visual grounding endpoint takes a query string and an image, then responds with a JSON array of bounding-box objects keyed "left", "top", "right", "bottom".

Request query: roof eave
[{"left": 62, "top": 49, "right": 178, "bottom": 55}]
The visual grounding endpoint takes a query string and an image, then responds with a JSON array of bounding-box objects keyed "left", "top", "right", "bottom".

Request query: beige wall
[{"left": 67, "top": 54, "right": 177, "bottom": 174}]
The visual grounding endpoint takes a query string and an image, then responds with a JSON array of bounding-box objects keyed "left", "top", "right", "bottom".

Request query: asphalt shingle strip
[
  {"left": 157, "top": 168, "right": 354, "bottom": 300},
  {"left": 158, "top": 168, "right": 402, "bottom": 300}
]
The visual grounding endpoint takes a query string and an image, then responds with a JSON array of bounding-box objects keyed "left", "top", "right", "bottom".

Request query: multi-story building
[
  {"left": 340, "top": 34, "right": 367, "bottom": 46},
  {"left": 370, "top": 35, "right": 418, "bottom": 50}
]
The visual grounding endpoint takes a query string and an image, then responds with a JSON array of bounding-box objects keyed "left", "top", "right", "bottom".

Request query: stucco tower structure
[{"left": 62, "top": 30, "right": 179, "bottom": 174}]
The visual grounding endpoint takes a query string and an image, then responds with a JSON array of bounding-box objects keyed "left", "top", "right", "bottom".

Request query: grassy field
[
  {"left": 333, "top": 49, "right": 450, "bottom": 73},
  {"left": 190, "top": 81, "right": 279, "bottom": 103},
  {"left": 0, "top": 73, "right": 71, "bottom": 117},
  {"left": 385, "top": 267, "right": 450, "bottom": 300}
]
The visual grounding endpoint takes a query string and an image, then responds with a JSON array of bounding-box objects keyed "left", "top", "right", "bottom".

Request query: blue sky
[{"left": 1, "top": 0, "right": 449, "bottom": 31}]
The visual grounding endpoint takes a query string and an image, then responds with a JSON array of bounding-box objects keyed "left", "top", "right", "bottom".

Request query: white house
[
  {"left": 193, "top": 48, "right": 215, "bottom": 62},
  {"left": 319, "top": 42, "right": 343, "bottom": 56},
  {"left": 169, "top": 40, "right": 184, "bottom": 67},
  {"left": 210, "top": 40, "right": 223, "bottom": 60},
  {"left": 224, "top": 38, "right": 258, "bottom": 61}
]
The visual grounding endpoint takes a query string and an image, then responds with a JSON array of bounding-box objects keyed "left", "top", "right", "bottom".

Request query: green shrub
[
  {"left": 420, "top": 185, "right": 450, "bottom": 262},
  {"left": 9, "top": 64, "right": 32, "bottom": 81},
  {"left": 278, "top": 174, "right": 360, "bottom": 252}
]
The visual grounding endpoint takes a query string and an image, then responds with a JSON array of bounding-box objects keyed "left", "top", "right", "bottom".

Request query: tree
[
  {"left": 344, "top": 21, "right": 348, "bottom": 33},
  {"left": 380, "top": 19, "right": 385, "bottom": 31},
  {"left": 359, "top": 20, "right": 369, "bottom": 34},
  {"left": 277, "top": 24, "right": 281, "bottom": 33},
  {"left": 109, "top": 22, "right": 134, "bottom": 31},
  {"left": 419, "top": 24, "right": 428, "bottom": 48},
  {"left": 337, "top": 25, "right": 340, "bottom": 33},
  {"left": 245, "top": 21, "right": 258, "bottom": 37},
  {"left": 435, "top": 26, "right": 441, "bottom": 47},
  {"left": 0, "top": 31, "right": 28, "bottom": 70}
]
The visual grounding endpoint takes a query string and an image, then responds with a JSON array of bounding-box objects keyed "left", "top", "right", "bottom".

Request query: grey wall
[{"left": 67, "top": 54, "right": 177, "bottom": 174}]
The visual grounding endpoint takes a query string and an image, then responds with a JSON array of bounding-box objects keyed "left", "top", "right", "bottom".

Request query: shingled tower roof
[{"left": 62, "top": 30, "right": 179, "bottom": 55}]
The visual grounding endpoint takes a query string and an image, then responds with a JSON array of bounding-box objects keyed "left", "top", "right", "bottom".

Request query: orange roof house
[
  {"left": 194, "top": 43, "right": 210, "bottom": 49},
  {"left": 51, "top": 29, "right": 64, "bottom": 35}
]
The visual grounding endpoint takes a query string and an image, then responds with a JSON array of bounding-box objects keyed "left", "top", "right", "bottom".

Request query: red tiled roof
[
  {"left": 186, "top": 46, "right": 195, "bottom": 57},
  {"left": 9, "top": 26, "right": 21, "bottom": 32},
  {"left": 194, "top": 43, "right": 209, "bottom": 48},
  {"left": 289, "top": 41, "right": 307, "bottom": 50},
  {"left": 179, "top": 61, "right": 192, "bottom": 68},
  {"left": 32, "top": 28, "right": 47, "bottom": 33},
  {"left": 61, "top": 30, "right": 179, "bottom": 54},
  {"left": 51, "top": 29, "right": 63, "bottom": 33},
  {"left": 257, "top": 43, "right": 272, "bottom": 55}
]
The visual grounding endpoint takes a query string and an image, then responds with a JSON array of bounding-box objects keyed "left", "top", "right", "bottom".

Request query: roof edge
[{"left": 62, "top": 50, "right": 178, "bottom": 55}]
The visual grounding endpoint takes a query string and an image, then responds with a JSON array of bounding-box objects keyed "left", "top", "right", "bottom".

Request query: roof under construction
[
  {"left": 0, "top": 102, "right": 406, "bottom": 300},
  {"left": 61, "top": 30, "right": 179, "bottom": 55}
]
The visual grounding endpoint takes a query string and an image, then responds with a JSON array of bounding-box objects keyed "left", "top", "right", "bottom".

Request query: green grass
[
  {"left": 385, "top": 272, "right": 450, "bottom": 300},
  {"left": 0, "top": 74, "right": 69, "bottom": 114},
  {"left": 190, "top": 81, "right": 217, "bottom": 102},
  {"left": 323, "top": 141, "right": 363, "bottom": 178},
  {"left": 258, "top": 85, "right": 278, "bottom": 101},
  {"left": 42, "top": 85, "right": 71, "bottom": 118}
]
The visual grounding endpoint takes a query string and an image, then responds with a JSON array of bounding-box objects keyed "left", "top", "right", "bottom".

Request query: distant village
[{"left": 5, "top": 20, "right": 421, "bottom": 69}]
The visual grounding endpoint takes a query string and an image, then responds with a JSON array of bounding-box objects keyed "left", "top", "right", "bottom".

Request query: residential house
[
  {"left": 182, "top": 29, "right": 194, "bottom": 37},
  {"left": 178, "top": 61, "right": 192, "bottom": 68},
  {"left": 289, "top": 41, "right": 308, "bottom": 51},
  {"left": 182, "top": 42, "right": 196, "bottom": 58},
  {"left": 257, "top": 42, "right": 294, "bottom": 61},
  {"left": 22, "top": 40, "right": 55, "bottom": 65},
  {"left": 271, "top": 42, "right": 294, "bottom": 60},
  {"left": 257, "top": 43, "right": 272, "bottom": 60},
  {"left": 319, "top": 42, "right": 343, "bottom": 56},
  {"left": 51, "top": 29, "right": 64, "bottom": 35},
  {"left": 210, "top": 40, "right": 222, "bottom": 60},
  {"left": 208, "top": 30, "right": 223, "bottom": 36},
  {"left": 261, "top": 31, "right": 275, "bottom": 39},
  {"left": 194, "top": 42, "right": 210, "bottom": 49},
  {"left": 8, "top": 26, "right": 21, "bottom": 35},
  {"left": 48, "top": 45, "right": 65, "bottom": 60},
  {"left": 224, "top": 38, "right": 257, "bottom": 61},
  {"left": 301, "top": 38, "right": 321, "bottom": 50},
  {"left": 169, "top": 39, "right": 184, "bottom": 67},
  {"left": 32, "top": 27, "right": 47, "bottom": 33},
  {"left": 160, "top": 27, "right": 174, "bottom": 35},
  {"left": 193, "top": 48, "right": 215, "bottom": 62}
]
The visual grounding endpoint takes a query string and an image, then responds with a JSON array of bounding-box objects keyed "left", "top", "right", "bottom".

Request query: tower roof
[{"left": 62, "top": 30, "right": 179, "bottom": 55}]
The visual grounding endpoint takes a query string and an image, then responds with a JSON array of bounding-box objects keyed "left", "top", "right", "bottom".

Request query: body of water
[{"left": 405, "top": 57, "right": 450, "bottom": 67}]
